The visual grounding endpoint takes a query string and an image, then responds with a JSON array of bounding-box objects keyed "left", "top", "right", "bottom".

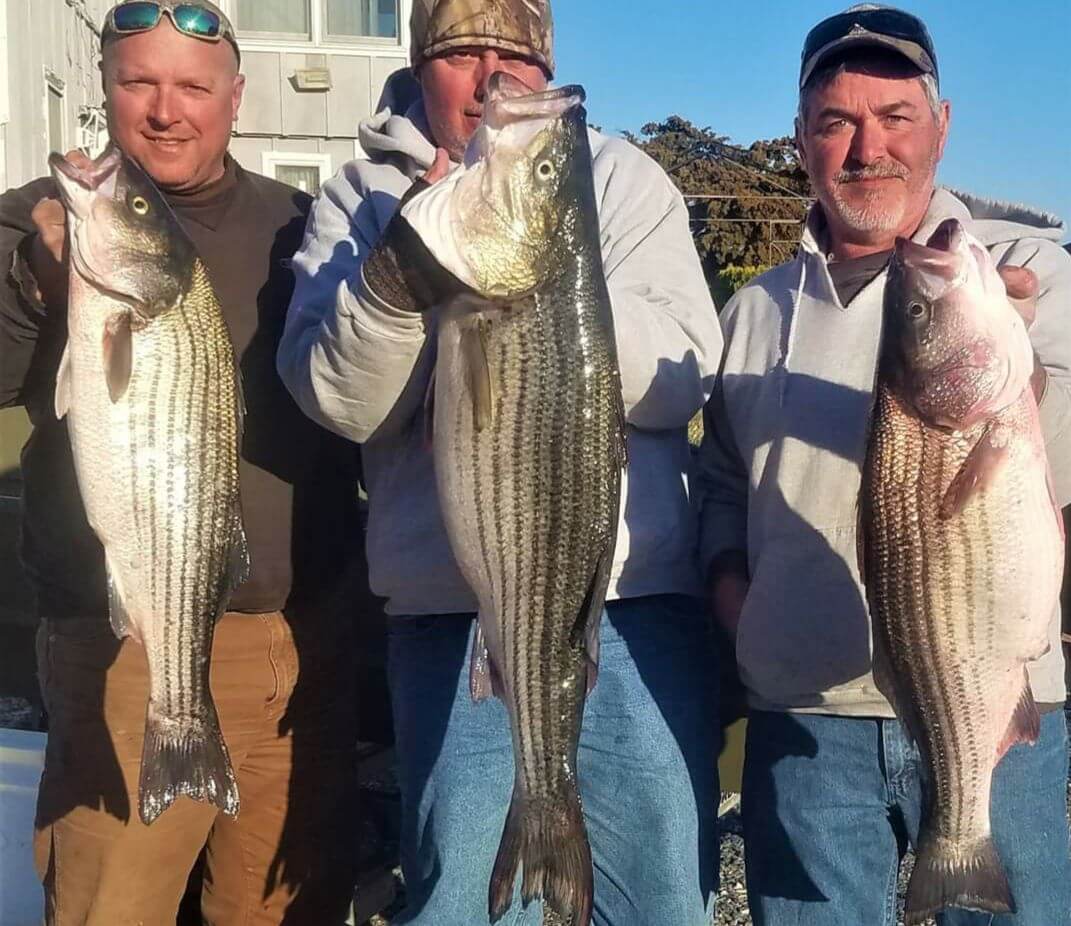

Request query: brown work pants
[{"left": 34, "top": 610, "right": 358, "bottom": 926}]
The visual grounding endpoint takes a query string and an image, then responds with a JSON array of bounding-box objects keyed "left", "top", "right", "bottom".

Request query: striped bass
[
  {"left": 863, "top": 218, "right": 1063, "bottom": 922},
  {"left": 400, "top": 75, "right": 627, "bottom": 925},
  {"left": 49, "top": 145, "right": 246, "bottom": 825}
]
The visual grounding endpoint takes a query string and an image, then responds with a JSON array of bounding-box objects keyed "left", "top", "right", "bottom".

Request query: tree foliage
[{"left": 624, "top": 116, "right": 812, "bottom": 287}]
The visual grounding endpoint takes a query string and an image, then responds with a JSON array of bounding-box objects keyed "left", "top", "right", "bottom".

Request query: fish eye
[
  {"left": 907, "top": 302, "right": 927, "bottom": 319},
  {"left": 535, "top": 160, "right": 555, "bottom": 182},
  {"left": 130, "top": 195, "right": 150, "bottom": 216}
]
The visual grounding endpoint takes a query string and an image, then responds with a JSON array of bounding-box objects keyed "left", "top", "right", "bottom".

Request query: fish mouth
[
  {"left": 926, "top": 218, "right": 964, "bottom": 253},
  {"left": 49, "top": 144, "right": 122, "bottom": 220},
  {"left": 485, "top": 73, "right": 585, "bottom": 127},
  {"left": 49, "top": 144, "right": 143, "bottom": 306},
  {"left": 894, "top": 219, "right": 969, "bottom": 302}
]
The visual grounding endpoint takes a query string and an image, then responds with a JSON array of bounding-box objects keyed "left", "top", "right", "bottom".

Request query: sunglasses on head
[
  {"left": 106, "top": 1, "right": 232, "bottom": 44},
  {"left": 803, "top": 7, "right": 936, "bottom": 65}
]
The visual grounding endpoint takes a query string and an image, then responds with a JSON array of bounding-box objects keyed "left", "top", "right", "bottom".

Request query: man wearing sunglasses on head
[
  {"left": 699, "top": 4, "right": 1071, "bottom": 924},
  {"left": 0, "top": 2, "right": 361, "bottom": 923}
]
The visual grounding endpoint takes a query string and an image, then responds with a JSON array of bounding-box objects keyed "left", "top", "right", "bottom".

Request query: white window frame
[
  {"left": 44, "top": 70, "right": 66, "bottom": 155},
  {"left": 226, "top": 0, "right": 407, "bottom": 56},
  {"left": 233, "top": 0, "right": 313, "bottom": 43},
  {"left": 261, "top": 151, "right": 333, "bottom": 193}
]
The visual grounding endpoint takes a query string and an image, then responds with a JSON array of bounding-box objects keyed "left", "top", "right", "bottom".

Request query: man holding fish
[
  {"left": 278, "top": 1, "right": 723, "bottom": 923},
  {"left": 699, "top": 4, "right": 1071, "bottom": 924},
  {"left": 0, "top": 2, "right": 361, "bottom": 923}
]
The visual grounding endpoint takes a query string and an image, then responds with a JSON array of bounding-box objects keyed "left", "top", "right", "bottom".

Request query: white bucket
[{"left": 0, "top": 728, "right": 45, "bottom": 926}]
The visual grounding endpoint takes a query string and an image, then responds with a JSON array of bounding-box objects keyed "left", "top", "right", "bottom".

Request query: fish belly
[
  {"left": 865, "top": 385, "right": 1061, "bottom": 921},
  {"left": 64, "top": 263, "right": 244, "bottom": 824},
  {"left": 435, "top": 288, "right": 623, "bottom": 924}
]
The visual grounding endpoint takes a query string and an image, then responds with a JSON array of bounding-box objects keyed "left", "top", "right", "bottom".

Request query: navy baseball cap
[{"left": 800, "top": 5, "right": 938, "bottom": 90}]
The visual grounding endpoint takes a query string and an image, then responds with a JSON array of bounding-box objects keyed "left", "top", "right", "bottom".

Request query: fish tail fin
[
  {"left": 138, "top": 706, "right": 240, "bottom": 826},
  {"left": 904, "top": 833, "right": 1014, "bottom": 924},
  {"left": 489, "top": 788, "right": 592, "bottom": 926}
]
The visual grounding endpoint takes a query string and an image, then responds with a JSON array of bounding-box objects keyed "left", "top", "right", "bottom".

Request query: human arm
[
  {"left": 993, "top": 240, "right": 1071, "bottom": 503},
  {"left": 593, "top": 140, "right": 722, "bottom": 430},
  {"left": 696, "top": 375, "right": 751, "bottom": 641},
  {"left": 0, "top": 177, "right": 66, "bottom": 408},
  {"left": 276, "top": 152, "right": 451, "bottom": 444}
]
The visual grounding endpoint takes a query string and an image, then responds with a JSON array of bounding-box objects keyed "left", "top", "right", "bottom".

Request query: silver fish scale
[
  {"left": 865, "top": 383, "right": 1060, "bottom": 851},
  {"left": 66, "top": 256, "right": 243, "bottom": 823},
  {"left": 437, "top": 233, "right": 624, "bottom": 831},
  {"left": 129, "top": 260, "right": 243, "bottom": 729}
]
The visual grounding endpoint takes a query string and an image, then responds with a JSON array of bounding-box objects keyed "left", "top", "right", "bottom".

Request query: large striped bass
[
  {"left": 49, "top": 145, "right": 246, "bottom": 825},
  {"left": 400, "top": 75, "right": 626, "bottom": 925},
  {"left": 863, "top": 218, "right": 1063, "bottom": 923}
]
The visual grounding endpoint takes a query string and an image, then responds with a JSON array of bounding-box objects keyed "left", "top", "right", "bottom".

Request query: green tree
[{"left": 625, "top": 116, "right": 812, "bottom": 286}]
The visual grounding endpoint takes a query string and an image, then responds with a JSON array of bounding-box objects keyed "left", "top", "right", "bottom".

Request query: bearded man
[{"left": 699, "top": 5, "right": 1071, "bottom": 924}]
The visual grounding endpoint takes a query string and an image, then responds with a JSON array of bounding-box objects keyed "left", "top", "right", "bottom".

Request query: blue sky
[{"left": 553, "top": 1, "right": 1071, "bottom": 242}]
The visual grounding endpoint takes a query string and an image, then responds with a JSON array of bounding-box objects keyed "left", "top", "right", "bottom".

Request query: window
[
  {"left": 276, "top": 164, "right": 321, "bottom": 193},
  {"left": 262, "top": 152, "right": 332, "bottom": 195},
  {"left": 237, "top": 0, "right": 310, "bottom": 39},
  {"left": 45, "top": 74, "right": 65, "bottom": 154},
  {"left": 325, "top": 0, "right": 397, "bottom": 39},
  {"left": 236, "top": 0, "right": 399, "bottom": 43}
]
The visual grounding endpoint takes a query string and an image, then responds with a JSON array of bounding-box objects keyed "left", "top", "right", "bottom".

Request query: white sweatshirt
[
  {"left": 277, "top": 101, "right": 723, "bottom": 615},
  {"left": 698, "top": 188, "right": 1071, "bottom": 714}
]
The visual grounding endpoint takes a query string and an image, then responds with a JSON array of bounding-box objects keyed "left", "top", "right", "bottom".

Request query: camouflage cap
[{"left": 410, "top": 0, "right": 554, "bottom": 77}]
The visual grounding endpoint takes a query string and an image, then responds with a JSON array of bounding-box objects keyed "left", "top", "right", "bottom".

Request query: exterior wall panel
[
  {"left": 237, "top": 51, "right": 284, "bottom": 137},
  {"left": 326, "top": 54, "right": 373, "bottom": 137},
  {"left": 280, "top": 53, "right": 330, "bottom": 137},
  {"left": 371, "top": 56, "right": 405, "bottom": 111},
  {"left": 220, "top": 0, "right": 413, "bottom": 182}
]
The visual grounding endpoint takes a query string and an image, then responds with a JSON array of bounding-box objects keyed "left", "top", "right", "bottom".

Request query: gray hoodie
[
  {"left": 698, "top": 188, "right": 1071, "bottom": 714},
  {"left": 277, "top": 102, "right": 722, "bottom": 615}
]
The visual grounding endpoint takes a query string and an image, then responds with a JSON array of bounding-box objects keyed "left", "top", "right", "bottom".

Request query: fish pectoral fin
[
  {"left": 997, "top": 677, "right": 1041, "bottom": 762},
  {"left": 227, "top": 522, "right": 251, "bottom": 593},
  {"left": 102, "top": 312, "right": 133, "bottom": 403},
  {"left": 106, "top": 559, "right": 141, "bottom": 643},
  {"left": 469, "top": 618, "right": 504, "bottom": 702},
  {"left": 54, "top": 344, "right": 72, "bottom": 419},
  {"left": 939, "top": 423, "right": 1011, "bottom": 519},
  {"left": 461, "top": 320, "right": 495, "bottom": 431}
]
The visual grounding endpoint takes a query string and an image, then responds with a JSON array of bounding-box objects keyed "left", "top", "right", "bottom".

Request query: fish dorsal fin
[
  {"left": 469, "top": 618, "right": 505, "bottom": 702},
  {"left": 54, "top": 343, "right": 72, "bottom": 419},
  {"left": 103, "top": 312, "right": 133, "bottom": 403},
  {"left": 461, "top": 318, "right": 495, "bottom": 431},
  {"left": 997, "top": 677, "right": 1040, "bottom": 762},
  {"left": 105, "top": 556, "right": 141, "bottom": 643},
  {"left": 228, "top": 521, "right": 251, "bottom": 593},
  {"left": 234, "top": 365, "right": 247, "bottom": 425}
]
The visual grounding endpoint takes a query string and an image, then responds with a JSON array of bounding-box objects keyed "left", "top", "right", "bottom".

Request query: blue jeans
[
  {"left": 387, "top": 595, "right": 718, "bottom": 925},
  {"left": 742, "top": 709, "right": 1071, "bottom": 926}
]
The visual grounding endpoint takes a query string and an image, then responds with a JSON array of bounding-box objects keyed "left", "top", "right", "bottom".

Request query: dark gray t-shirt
[{"left": 828, "top": 250, "right": 892, "bottom": 306}]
